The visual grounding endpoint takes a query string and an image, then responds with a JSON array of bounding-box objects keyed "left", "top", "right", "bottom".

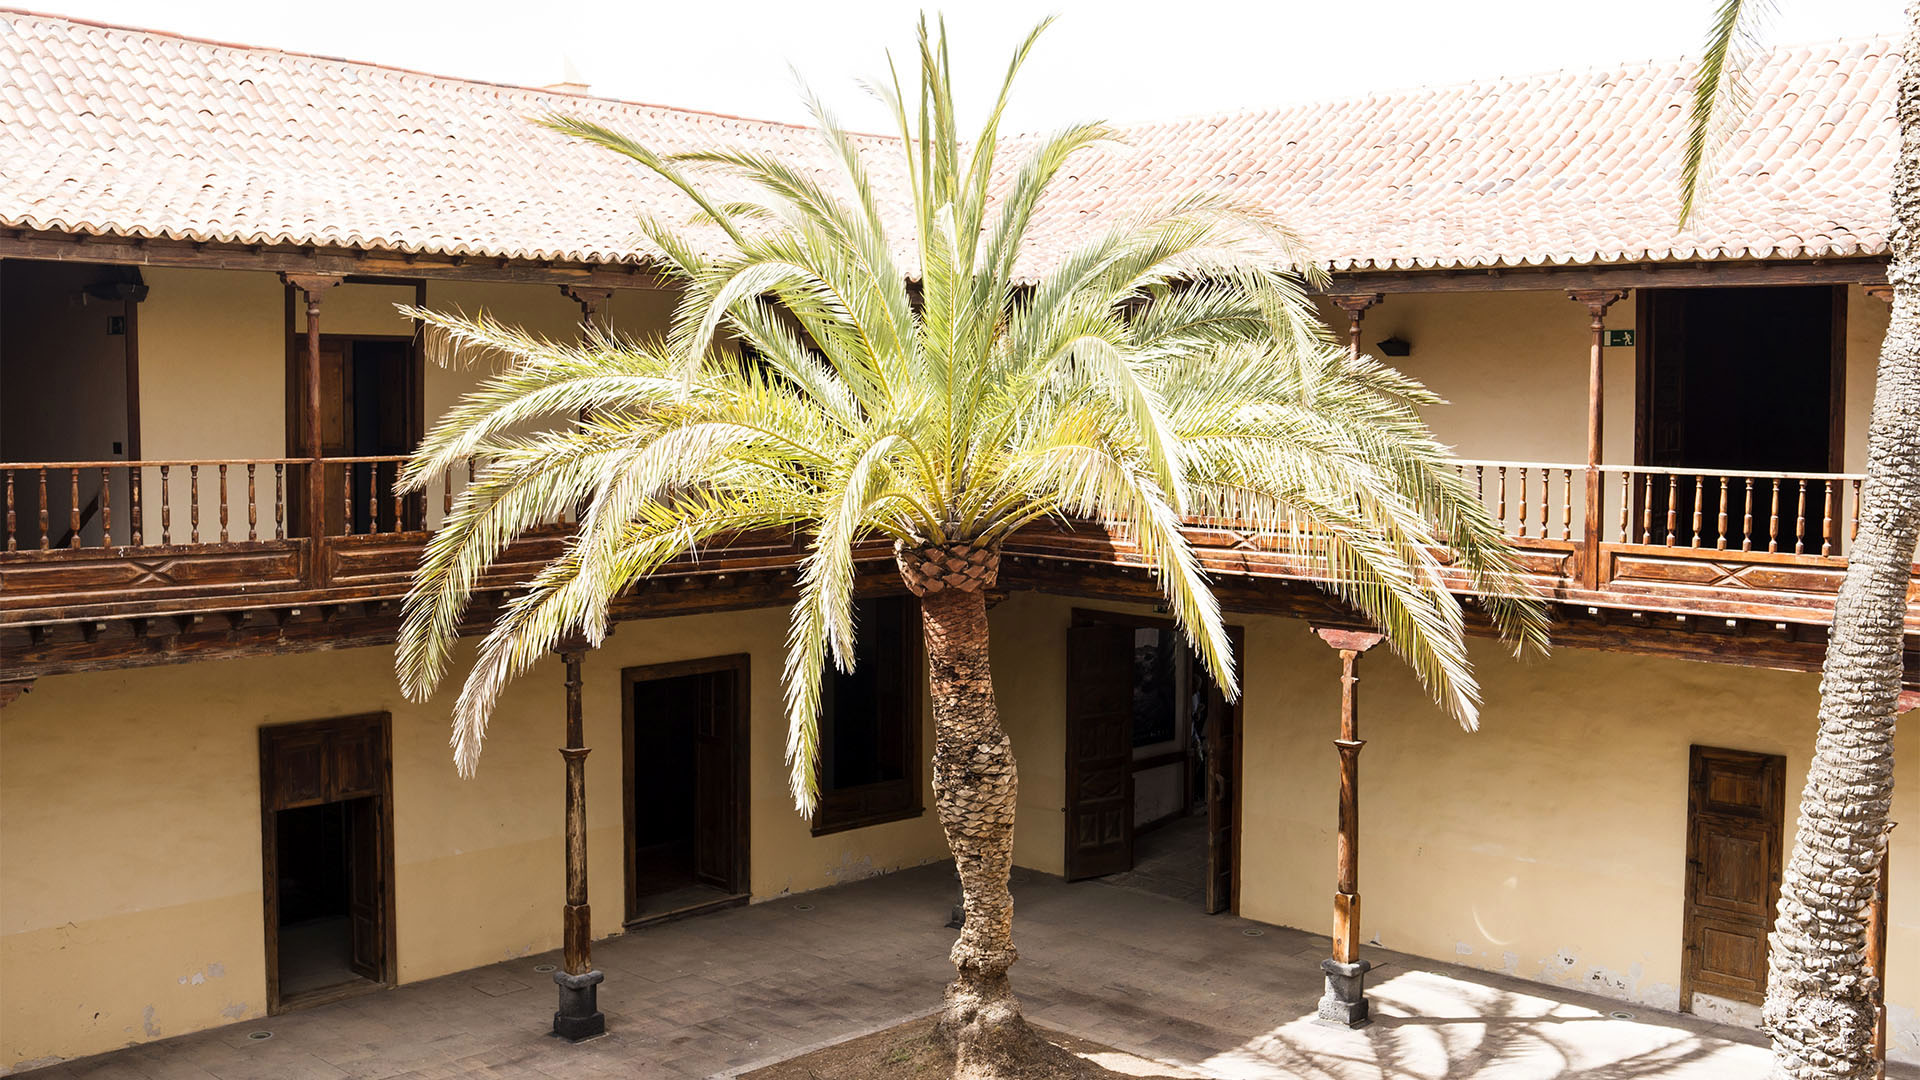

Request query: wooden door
[
  {"left": 259, "top": 712, "right": 395, "bottom": 1009},
  {"left": 692, "top": 672, "right": 736, "bottom": 891},
  {"left": 1065, "top": 624, "right": 1135, "bottom": 881},
  {"left": 346, "top": 798, "right": 382, "bottom": 980},
  {"left": 1203, "top": 627, "right": 1243, "bottom": 914},
  {"left": 1682, "top": 745, "right": 1786, "bottom": 1010}
]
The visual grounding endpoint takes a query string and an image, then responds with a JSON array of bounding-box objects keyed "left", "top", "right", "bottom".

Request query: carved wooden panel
[{"left": 1683, "top": 745, "right": 1785, "bottom": 1009}]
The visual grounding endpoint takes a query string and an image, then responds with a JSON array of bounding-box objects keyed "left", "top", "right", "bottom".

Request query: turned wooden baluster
[
  {"left": 443, "top": 469, "right": 454, "bottom": 520},
  {"left": 1539, "top": 469, "right": 1550, "bottom": 539},
  {"left": 1496, "top": 467, "right": 1508, "bottom": 534},
  {"left": 1851, "top": 479, "right": 1863, "bottom": 542},
  {"left": 390, "top": 464, "right": 403, "bottom": 532},
  {"left": 1741, "top": 480, "right": 1755, "bottom": 553},
  {"left": 1475, "top": 464, "right": 1485, "bottom": 502},
  {"left": 1794, "top": 482, "right": 1808, "bottom": 556},
  {"left": 1560, "top": 468, "right": 1572, "bottom": 540},
  {"left": 1641, "top": 473, "right": 1654, "bottom": 544},
  {"left": 247, "top": 465, "right": 258, "bottom": 541},
  {"left": 218, "top": 464, "right": 230, "bottom": 542},
  {"left": 131, "top": 470, "right": 142, "bottom": 546},
  {"left": 1768, "top": 483, "right": 1782, "bottom": 553},
  {"left": 1517, "top": 467, "right": 1529, "bottom": 539},
  {"left": 1821, "top": 479, "right": 1834, "bottom": 557},
  {"left": 343, "top": 462, "right": 354, "bottom": 535},
  {"left": 1664, "top": 477, "right": 1679, "bottom": 547},
  {"left": 1715, "top": 482, "right": 1729, "bottom": 550},
  {"left": 274, "top": 465, "right": 286, "bottom": 540},
  {"left": 1619, "top": 471, "right": 1630, "bottom": 543},
  {"left": 4, "top": 469, "right": 14, "bottom": 551},
  {"left": 367, "top": 463, "right": 379, "bottom": 533},
  {"left": 1689, "top": 480, "right": 1704, "bottom": 548},
  {"left": 159, "top": 465, "right": 170, "bottom": 544},
  {"left": 100, "top": 467, "right": 112, "bottom": 547},
  {"left": 68, "top": 468, "right": 81, "bottom": 548},
  {"left": 189, "top": 465, "right": 200, "bottom": 543},
  {"left": 37, "top": 467, "right": 50, "bottom": 550}
]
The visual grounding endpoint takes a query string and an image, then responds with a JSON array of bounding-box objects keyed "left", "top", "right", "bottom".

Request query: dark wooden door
[
  {"left": 1203, "top": 627, "right": 1243, "bottom": 914},
  {"left": 1682, "top": 745, "right": 1786, "bottom": 1010},
  {"left": 1065, "top": 624, "right": 1135, "bottom": 881},
  {"left": 259, "top": 712, "right": 395, "bottom": 1009},
  {"left": 346, "top": 798, "right": 382, "bottom": 980},
  {"left": 692, "top": 672, "right": 736, "bottom": 891}
]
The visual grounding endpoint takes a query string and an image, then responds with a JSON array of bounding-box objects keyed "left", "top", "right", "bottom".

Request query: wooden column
[
  {"left": 1866, "top": 822, "right": 1896, "bottom": 1079},
  {"left": 1329, "top": 293, "right": 1384, "bottom": 360},
  {"left": 281, "top": 274, "right": 342, "bottom": 545},
  {"left": 1568, "top": 289, "right": 1625, "bottom": 589},
  {"left": 551, "top": 635, "right": 605, "bottom": 1041},
  {"left": 1313, "top": 625, "right": 1384, "bottom": 1027}
]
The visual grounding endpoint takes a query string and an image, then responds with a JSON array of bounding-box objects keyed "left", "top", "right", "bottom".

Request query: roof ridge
[
  {"left": 1093, "top": 33, "right": 1899, "bottom": 136},
  {"left": 0, "top": 5, "right": 893, "bottom": 138}
]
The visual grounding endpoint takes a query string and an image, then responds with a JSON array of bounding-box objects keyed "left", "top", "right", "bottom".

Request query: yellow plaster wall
[
  {"left": 1319, "top": 290, "right": 1637, "bottom": 465},
  {"left": 0, "top": 605, "right": 945, "bottom": 1071},
  {"left": 137, "top": 267, "right": 285, "bottom": 460},
  {"left": 988, "top": 592, "right": 1918, "bottom": 1061},
  {"left": 1844, "top": 284, "right": 1891, "bottom": 473}
]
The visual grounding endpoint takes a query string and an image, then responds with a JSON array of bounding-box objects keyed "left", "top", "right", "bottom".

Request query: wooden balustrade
[{"left": 0, "top": 456, "right": 493, "bottom": 551}]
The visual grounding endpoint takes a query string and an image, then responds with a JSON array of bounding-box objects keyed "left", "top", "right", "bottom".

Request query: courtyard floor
[{"left": 32, "top": 861, "right": 1915, "bottom": 1080}]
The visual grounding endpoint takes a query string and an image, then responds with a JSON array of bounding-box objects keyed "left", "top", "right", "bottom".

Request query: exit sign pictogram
[{"left": 1606, "top": 329, "right": 1635, "bottom": 347}]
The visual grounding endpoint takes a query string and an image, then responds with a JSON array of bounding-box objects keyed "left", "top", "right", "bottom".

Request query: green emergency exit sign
[{"left": 1606, "top": 329, "right": 1635, "bottom": 347}]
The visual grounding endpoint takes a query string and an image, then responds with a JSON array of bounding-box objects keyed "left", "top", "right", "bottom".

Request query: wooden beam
[
  {"left": 1320, "top": 258, "right": 1888, "bottom": 296},
  {"left": 0, "top": 230, "right": 674, "bottom": 292}
]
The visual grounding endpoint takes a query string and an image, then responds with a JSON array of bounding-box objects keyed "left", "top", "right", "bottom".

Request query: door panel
[
  {"left": 267, "top": 729, "right": 330, "bottom": 810},
  {"left": 346, "top": 798, "right": 382, "bottom": 980},
  {"left": 1065, "top": 624, "right": 1135, "bottom": 881},
  {"left": 1682, "top": 745, "right": 1785, "bottom": 1008},
  {"left": 692, "top": 673, "right": 736, "bottom": 891},
  {"left": 1203, "top": 627, "right": 1242, "bottom": 914},
  {"left": 332, "top": 721, "right": 382, "bottom": 800}
]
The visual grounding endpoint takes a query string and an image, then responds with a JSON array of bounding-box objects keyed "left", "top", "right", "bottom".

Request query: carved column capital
[
  {"left": 1313, "top": 626, "right": 1386, "bottom": 653},
  {"left": 1327, "top": 292, "right": 1384, "bottom": 315},
  {"left": 1567, "top": 288, "right": 1627, "bottom": 323},
  {"left": 560, "top": 285, "right": 617, "bottom": 323},
  {"left": 280, "top": 273, "right": 344, "bottom": 302}
]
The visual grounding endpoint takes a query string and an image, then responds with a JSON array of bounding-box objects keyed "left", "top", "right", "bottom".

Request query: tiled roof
[{"left": 0, "top": 10, "right": 1898, "bottom": 275}]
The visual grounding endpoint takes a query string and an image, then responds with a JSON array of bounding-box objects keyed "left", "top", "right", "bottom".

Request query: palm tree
[
  {"left": 393, "top": 16, "right": 1548, "bottom": 1074},
  {"left": 1682, "top": 6, "right": 1919, "bottom": 1079}
]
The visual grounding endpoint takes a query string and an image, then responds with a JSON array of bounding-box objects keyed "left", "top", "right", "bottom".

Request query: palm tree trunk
[
  {"left": 896, "top": 543, "right": 1035, "bottom": 1070},
  {"left": 1762, "top": 12, "right": 1920, "bottom": 1077}
]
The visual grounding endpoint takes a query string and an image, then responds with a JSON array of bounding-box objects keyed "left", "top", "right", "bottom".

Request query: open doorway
[
  {"left": 259, "top": 713, "right": 395, "bottom": 1011},
  {"left": 622, "top": 655, "right": 751, "bottom": 926},
  {"left": 1064, "top": 610, "right": 1240, "bottom": 914},
  {"left": 1635, "top": 286, "right": 1843, "bottom": 550}
]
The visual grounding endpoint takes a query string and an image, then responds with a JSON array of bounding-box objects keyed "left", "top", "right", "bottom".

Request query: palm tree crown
[{"left": 393, "top": 16, "right": 1550, "bottom": 812}]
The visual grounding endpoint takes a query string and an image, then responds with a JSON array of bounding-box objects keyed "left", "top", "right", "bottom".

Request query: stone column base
[
  {"left": 552, "top": 969, "right": 606, "bottom": 1041},
  {"left": 1317, "top": 957, "right": 1372, "bottom": 1028}
]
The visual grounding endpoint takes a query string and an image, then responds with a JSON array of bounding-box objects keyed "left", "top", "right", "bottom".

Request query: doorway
[
  {"left": 622, "top": 655, "right": 751, "bottom": 926},
  {"left": 286, "top": 331, "right": 422, "bottom": 537},
  {"left": 259, "top": 713, "right": 395, "bottom": 1012},
  {"left": 1064, "top": 610, "right": 1241, "bottom": 914},
  {"left": 1680, "top": 744, "right": 1786, "bottom": 1015},
  {"left": 1636, "top": 286, "right": 1843, "bottom": 549}
]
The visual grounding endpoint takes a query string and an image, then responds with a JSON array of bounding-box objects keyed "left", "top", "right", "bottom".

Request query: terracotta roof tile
[{"left": 0, "top": 10, "right": 1897, "bottom": 275}]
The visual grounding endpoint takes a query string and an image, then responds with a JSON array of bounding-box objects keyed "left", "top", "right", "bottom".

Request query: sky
[{"left": 20, "top": 0, "right": 1907, "bottom": 132}]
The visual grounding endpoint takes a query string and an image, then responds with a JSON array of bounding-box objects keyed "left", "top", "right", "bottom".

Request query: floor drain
[
  {"left": 533, "top": 964, "right": 557, "bottom": 974},
  {"left": 1609, "top": 1010, "right": 1636, "bottom": 1021},
  {"left": 245, "top": 1031, "right": 273, "bottom": 1041},
  {"left": 1241, "top": 928, "right": 1265, "bottom": 937},
  {"left": 794, "top": 903, "right": 815, "bottom": 912}
]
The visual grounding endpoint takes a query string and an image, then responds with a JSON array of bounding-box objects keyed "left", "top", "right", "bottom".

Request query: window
[{"left": 812, "top": 595, "right": 924, "bottom": 835}]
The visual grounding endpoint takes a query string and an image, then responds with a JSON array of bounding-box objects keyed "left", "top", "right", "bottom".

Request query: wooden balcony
[{"left": 3, "top": 455, "right": 1915, "bottom": 686}]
